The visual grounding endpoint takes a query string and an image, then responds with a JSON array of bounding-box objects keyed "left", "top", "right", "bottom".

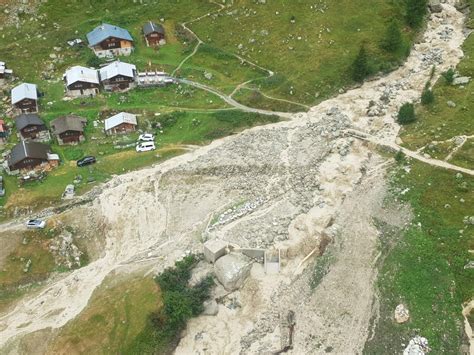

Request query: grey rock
[
  {"left": 214, "top": 253, "right": 252, "bottom": 291},
  {"left": 453, "top": 76, "right": 470, "bottom": 85}
]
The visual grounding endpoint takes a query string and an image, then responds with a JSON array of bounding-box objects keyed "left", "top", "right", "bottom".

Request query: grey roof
[
  {"left": 99, "top": 61, "right": 136, "bottom": 81},
  {"left": 51, "top": 115, "right": 87, "bottom": 135},
  {"left": 8, "top": 141, "right": 51, "bottom": 167},
  {"left": 11, "top": 83, "right": 38, "bottom": 105},
  {"left": 104, "top": 112, "right": 137, "bottom": 131},
  {"left": 143, "top": 21, "right": 164, "bottom": 36},
  {"left": 87, "top": 23, "right": 133, "bottom": 46},
  {"left": 15, "top": 113, "right": 44, "bottom": 131}
]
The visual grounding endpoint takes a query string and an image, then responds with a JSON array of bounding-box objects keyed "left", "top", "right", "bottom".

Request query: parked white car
[
  {"left": 136, "top": 142, "right": 156, "bottom": 152},
  {"left": 26, "top": 219, "right": 46, "bottom": 229},
  {"left": 138, "top": 133, "right": 155, "bottom": 142}
]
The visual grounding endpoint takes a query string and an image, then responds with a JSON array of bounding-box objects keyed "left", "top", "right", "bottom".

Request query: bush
[
  {"left": 398, "top": 103, "right": 416, "bottom": 124},
  {"left": 86, "top": 55, "right": 104, "bottom": 68},
  {"left": 442, "top": 68, "right": 455, "bottom": 85},
  {"left": 421, "top": 88, "right": 435, "bottom": 105},
  {"left": 352, "top": 45, "right": 370, "bottom": 82}
]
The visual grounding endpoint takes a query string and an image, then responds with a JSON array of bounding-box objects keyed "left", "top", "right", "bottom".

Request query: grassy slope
[
  {"left": 191, "top": 0, "right": 413, "bottom": 106},
  {"left": 47, "top": 276, "right": 161, "bottom": 355},
  {"left": 366, "top": 3, "right": 474, "bottom": 353}
]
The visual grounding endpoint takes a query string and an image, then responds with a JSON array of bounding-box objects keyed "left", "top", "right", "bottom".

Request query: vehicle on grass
[
  {"left": 138, "top": 133, "right": 155, "bottom": 142},
  {"left": 77, "top": 156, "right": 96, "bottom": 167},
  {"left": 26, "top": 219, "right": 46, "bottom": 229},
  {"left": 136, "top": 142, "right": 156, "bottom": 152}
]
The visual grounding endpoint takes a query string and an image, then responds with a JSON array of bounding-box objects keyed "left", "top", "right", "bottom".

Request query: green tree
[
  {"left": 442, "top": 68, "right": 455, "bottom": 85},
  {"left": 421, "top": 87, "right": 435, "bottom": 105},
  {"left": 398, "top": 103, "right": 416, "bottom": 124},
  {"left": 381, "top": 20, "right": 403, "bottom": 52},
  {"left": 352, "top": 45, "right": 370, "bottom": 82},
  {"left": 406, "top": 0, "right": 427, "bottom": 28}
]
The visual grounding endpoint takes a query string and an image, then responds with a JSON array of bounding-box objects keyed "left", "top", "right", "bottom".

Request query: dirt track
[{"left": 0, "top": 2, "right": 468, "bottom": 353}]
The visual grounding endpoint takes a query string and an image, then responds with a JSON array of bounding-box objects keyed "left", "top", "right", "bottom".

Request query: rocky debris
[
  {"left": 202, "top": 300, "right": 219, "bottom": 316},
  {"left": 203, "top": 239, "right": 229, "bottom": 263},
  {"left": 429, "top": 0, "right": 443, "bottom": 13},
  {"left": 452, "top": 76, "right": 470, "bottom": 85},
  {"left": 394, "top": 304, "right": 410, "bottom": 323},
  {"left": 62, "top": 184, "right": 75, "bottom": 200},
  {"left": 208, "top": 197, "right": 265, "bottom": 230},
  {"left": 464, "top": 261, "right": 474, "bottom": 270},
  {"left": 49, "top": 230, "right": 82, "bottom": 269},
  {"left": 204, "top": 71, "right": 213, "bottom": 80},
  {"left": 447, "top": 100, "right": 456, "bottom": 108},
  {"left": 403, "top": 336, "right": 430, "bottom": 355},
  {"left": 214, "top": 253, "right": 253, "bottom": 291},
  {"left": 23, "top": 259, "right": 32, "bottom": 273},
  {"left": 463, "top": 216, "right": 474, "bottom": 225}
]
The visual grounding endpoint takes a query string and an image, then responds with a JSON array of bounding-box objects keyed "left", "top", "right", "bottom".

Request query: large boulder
[
  {"left": 214, "top": 253, "right": 253, "bottom": 291},
  {"left": 394, "top": 304, "right": 410, "bottom": 323}
]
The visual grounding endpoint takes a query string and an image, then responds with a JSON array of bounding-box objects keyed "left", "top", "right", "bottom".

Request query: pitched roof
[
  {"left": 87, "top": 23, "right": 133, "bottom": 46},
  {"left": 8, "top": 141, "right": 51, "bottom": 167},
  {"left": 51, "top": 115, "right": 87, "bottom": 135},
  {"left": 104, "top": 112, "right": 137, "bottom": 131},
  {"left": 143, "top": 21, "right": 165, "bottom": 36},
  {"left": 99, "top": 61, "right": 136, "bottom": 81},
  {"left": 11, "top": 83, "right": 38, "bottom": 105},
  {"left": 64, "top": 66, "right": 100, "bottom": 86},
  {"left": 15, "top": 113, "right": 44, "bottom": 130}
]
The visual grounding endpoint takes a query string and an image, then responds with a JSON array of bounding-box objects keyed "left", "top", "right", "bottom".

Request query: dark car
[
  {"left": 0, "top": 176, "right": 5, "bottom": 197},
  {"left": 76, "top": 156, "right": 96, "bottom": 167}
]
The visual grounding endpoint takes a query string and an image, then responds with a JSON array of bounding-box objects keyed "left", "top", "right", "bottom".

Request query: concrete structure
[
  {"left": 203, "top": 239, "right": 228, "bottom": 263},
  {"left": 0, "top": 61, "right": 13, "bottom": 79},
  {"left": 63, "top": 66, "right": 100, "bottom": 98},
  {"left": 87, "top": 23, "right": 134, "bottom": 58},
  {"left": 264, "top": 249, "right": 281, "bottom": 274},
  {"left": 136, "top": 71, "right": 174, "bottom": 87},
  {"left": 99, "top": 61, "right": 137, "bottom": 91},
  {"left": 11, "top": 83, "right": 38, "bottom": 113},
  {"left": 104, "top": 112, "right": 137, "bottom": 135}
]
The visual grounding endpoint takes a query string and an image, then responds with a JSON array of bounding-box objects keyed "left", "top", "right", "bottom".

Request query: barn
[
  {"left": 50, "top": 115, "right": 87, "bottom": 145},
  {"left": 99, "top": 61, "right": 137, "bottom": 91},
  {"left": 143, "top": 22, "right": 165, "bottom": 47},
  {"left": 11, "top": 83, "right": 38, "bottom": 113},
  {"left": 63, "top": 66, "right": 100, "bottom": 98},
  {"left": 104, "top": 112, "right": 137, "bottom": 135},
  {"left": 87, "top": 23, "right": 134, "bottom": 58}
]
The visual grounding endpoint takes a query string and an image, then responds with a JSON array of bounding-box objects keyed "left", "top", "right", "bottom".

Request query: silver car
[{"left": 26, "top": 219, "right": 46, "bottom": 229}]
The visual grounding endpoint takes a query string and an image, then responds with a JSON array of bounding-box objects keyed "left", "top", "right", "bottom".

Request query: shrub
[
  {"left": 381, "top": 20, "right": 403, "bottom": 53},
  {"left": 398, "top": 103, "right": 416, "bottom": 124},
  {"left": 442, "top": 68, "right": 455, "bottom": 85},
  {"left": 86, "top": 55, "right": 104, "bottom": 68},
  {"left": 421, "top": 88, "right": 435, "bottom": 105},
  {"left": 352, "top": 45, "right": 370, "bottom": 82}
]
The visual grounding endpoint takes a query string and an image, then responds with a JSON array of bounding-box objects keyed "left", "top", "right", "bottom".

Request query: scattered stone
[
  {"left": 403, "top": 336, "right": 430, "bottom": 355},
  {"left": 394, "top": 304, "right": 410, "bottom": 323},
  {"left": 446, "top": 100, "right": 456, "bottom": 108},
  {"left": 452, "top": 76, "right": 470, "bottom": 85}
]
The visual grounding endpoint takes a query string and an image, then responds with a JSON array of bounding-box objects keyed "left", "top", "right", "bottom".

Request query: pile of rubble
[{"left": 403, "top": 336, "right": 430, "bottom": 355}]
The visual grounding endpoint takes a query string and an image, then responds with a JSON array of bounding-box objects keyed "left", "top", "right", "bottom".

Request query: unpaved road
[{"left": 0, "top": 2, "right": 468, "bottom": 353}]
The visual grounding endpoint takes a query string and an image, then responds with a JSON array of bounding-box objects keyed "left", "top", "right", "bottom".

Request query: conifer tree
[{"left": 352, "top": 45, "right": 370, "bottom": 82}]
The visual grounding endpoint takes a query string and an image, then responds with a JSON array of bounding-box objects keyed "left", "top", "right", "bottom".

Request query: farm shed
[
  {"left": 8, "top": 141, "right": 57, "bottom": 171},
  {"left": 11, "top": 83, "right": 38, "bottom": 113},
  {"left": 50, "top": 115, "right": 87, "bottom": 145},
  {"left": 99, "top": 61, "right": 137, "bottom": 91},
  {"left": 87, "top": 23, "right": 134, "bottom": 58},
  {"left": 15, "top": 113, "right": 49, "bottom": 141},
  {"left": 63, "top": 66, "right": 100, "bottom": 98},
  {"left": 143, "top": 21, "right": 165, "bottom": 46},
  {"left": 104, "top": 112, "right": 137, "bottom": 135}
]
